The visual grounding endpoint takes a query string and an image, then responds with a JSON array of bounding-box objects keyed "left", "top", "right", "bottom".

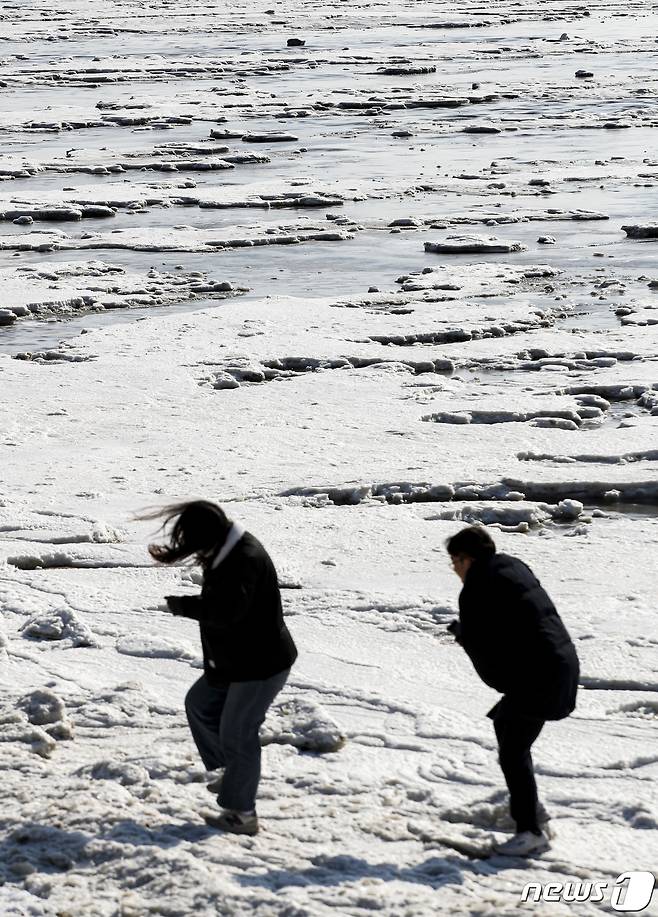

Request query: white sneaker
[{"left": 494, "top": 830, "right": 550, "bottom": 857}]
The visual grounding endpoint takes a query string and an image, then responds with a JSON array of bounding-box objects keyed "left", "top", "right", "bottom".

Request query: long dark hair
[{"left": 143, "top": 501, "right": 231, "bottom": 565}]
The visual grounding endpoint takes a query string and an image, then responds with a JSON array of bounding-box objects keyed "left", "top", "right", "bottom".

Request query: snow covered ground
[{"left": 1, "top": 1, "right": 658, "bottom": 915}]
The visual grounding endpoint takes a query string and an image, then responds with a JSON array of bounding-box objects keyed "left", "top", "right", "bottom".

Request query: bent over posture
[
  {"left": 149, "top": 500, "right": 297, "bottom": 835},
  {"left": 447, "top": 526, "right": 579, "bottom": 857}
]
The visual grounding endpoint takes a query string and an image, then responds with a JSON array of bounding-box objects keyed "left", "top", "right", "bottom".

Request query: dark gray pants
[{"left": 185, "top": 669, "right": 289, "bottom": 812}]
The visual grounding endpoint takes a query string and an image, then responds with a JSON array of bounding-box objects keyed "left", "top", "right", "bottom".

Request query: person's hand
[
  {"left": 447, "top": 619, "right": 462, "bottom": 642},
  {"left": 165, "top": 595, "right": 186, "bottom": 616}
]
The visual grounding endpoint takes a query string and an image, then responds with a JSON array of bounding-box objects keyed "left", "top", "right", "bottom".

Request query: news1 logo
[
  {"left": 520, "top": 872, "right": 656, "bottom": 911},
  {"left": 611, "top": 874, "right": 656, "bottom": 913}
]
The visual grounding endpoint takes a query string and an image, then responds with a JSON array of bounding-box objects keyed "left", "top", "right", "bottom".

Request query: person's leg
[
  {"left": 184, "top": 676, "right": 229, "bottom": 772},
  {"left": 493, "top": 707, "right": 545, "bottom": 834},
  {"left": 218, "top": 669, "right": 290, "bottom": 813},
  {"left": 536, "top": 799, "right": 552, "bottom": 831}
]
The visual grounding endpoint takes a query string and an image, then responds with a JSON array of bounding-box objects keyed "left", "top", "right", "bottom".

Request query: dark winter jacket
[
  {"left": 171, "top": 532, "right": 297, "bottom": 684},
  {"left": 457, "top": 553, "right": 579, "bottom": 720}
]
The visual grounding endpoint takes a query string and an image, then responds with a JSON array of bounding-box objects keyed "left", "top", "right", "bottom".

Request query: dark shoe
[
  {"left": 206, "top": 776, "right": 224, "bottom": 795},
  {"left": 204, "top": 809, "right": 259, "bottom": 836}
]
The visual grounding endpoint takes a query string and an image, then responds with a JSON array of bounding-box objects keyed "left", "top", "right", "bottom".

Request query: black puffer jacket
[
  {"left": 172, "top": 533, "right": 297, "bottom": 684},
  {"left": 457, "top": 553, "right": 579, "bottom": 720}
]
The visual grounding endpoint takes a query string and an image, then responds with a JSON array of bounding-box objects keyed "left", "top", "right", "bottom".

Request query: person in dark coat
[
  {"left": 446, "top": 526, "right": 579, "bottom": 857},
  {"left": 148, "top": 500, "right": 297, "bottom": 836}
]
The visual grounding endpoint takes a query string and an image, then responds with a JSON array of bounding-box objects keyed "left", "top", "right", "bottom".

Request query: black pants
[{"left": 490, "top": 700, "right": 545, "bottom": 834}]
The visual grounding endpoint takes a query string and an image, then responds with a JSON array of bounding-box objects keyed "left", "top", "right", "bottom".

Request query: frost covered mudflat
[{"left": 1, "top": 1, "right": 658, "bottom": 915}]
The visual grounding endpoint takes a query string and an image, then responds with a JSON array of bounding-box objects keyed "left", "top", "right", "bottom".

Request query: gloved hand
[
  {"left": 447, "top": 619, "right": 462, "bottom": 642},
  {"left": 165, "top": 595, "right": 186, "bottom": 616}
]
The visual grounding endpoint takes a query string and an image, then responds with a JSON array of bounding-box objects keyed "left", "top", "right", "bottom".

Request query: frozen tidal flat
[{"left": 1, "top": 1, "right": 658, "bottom": 915}]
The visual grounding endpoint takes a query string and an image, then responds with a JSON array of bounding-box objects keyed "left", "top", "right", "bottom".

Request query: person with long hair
[{"left": 148, "top": 500, "right": 297, "bottom": 835}]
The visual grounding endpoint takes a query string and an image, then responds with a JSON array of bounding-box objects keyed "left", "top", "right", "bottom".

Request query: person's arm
[
  {"left": 462, "top": 646, "right": 511, "bottom": 694},
  {"left": 457, "top": 582, "right": 513, "bottom": 693},
  {"left": 165, "top": 557, "right": 260, "bottom": 629}
]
